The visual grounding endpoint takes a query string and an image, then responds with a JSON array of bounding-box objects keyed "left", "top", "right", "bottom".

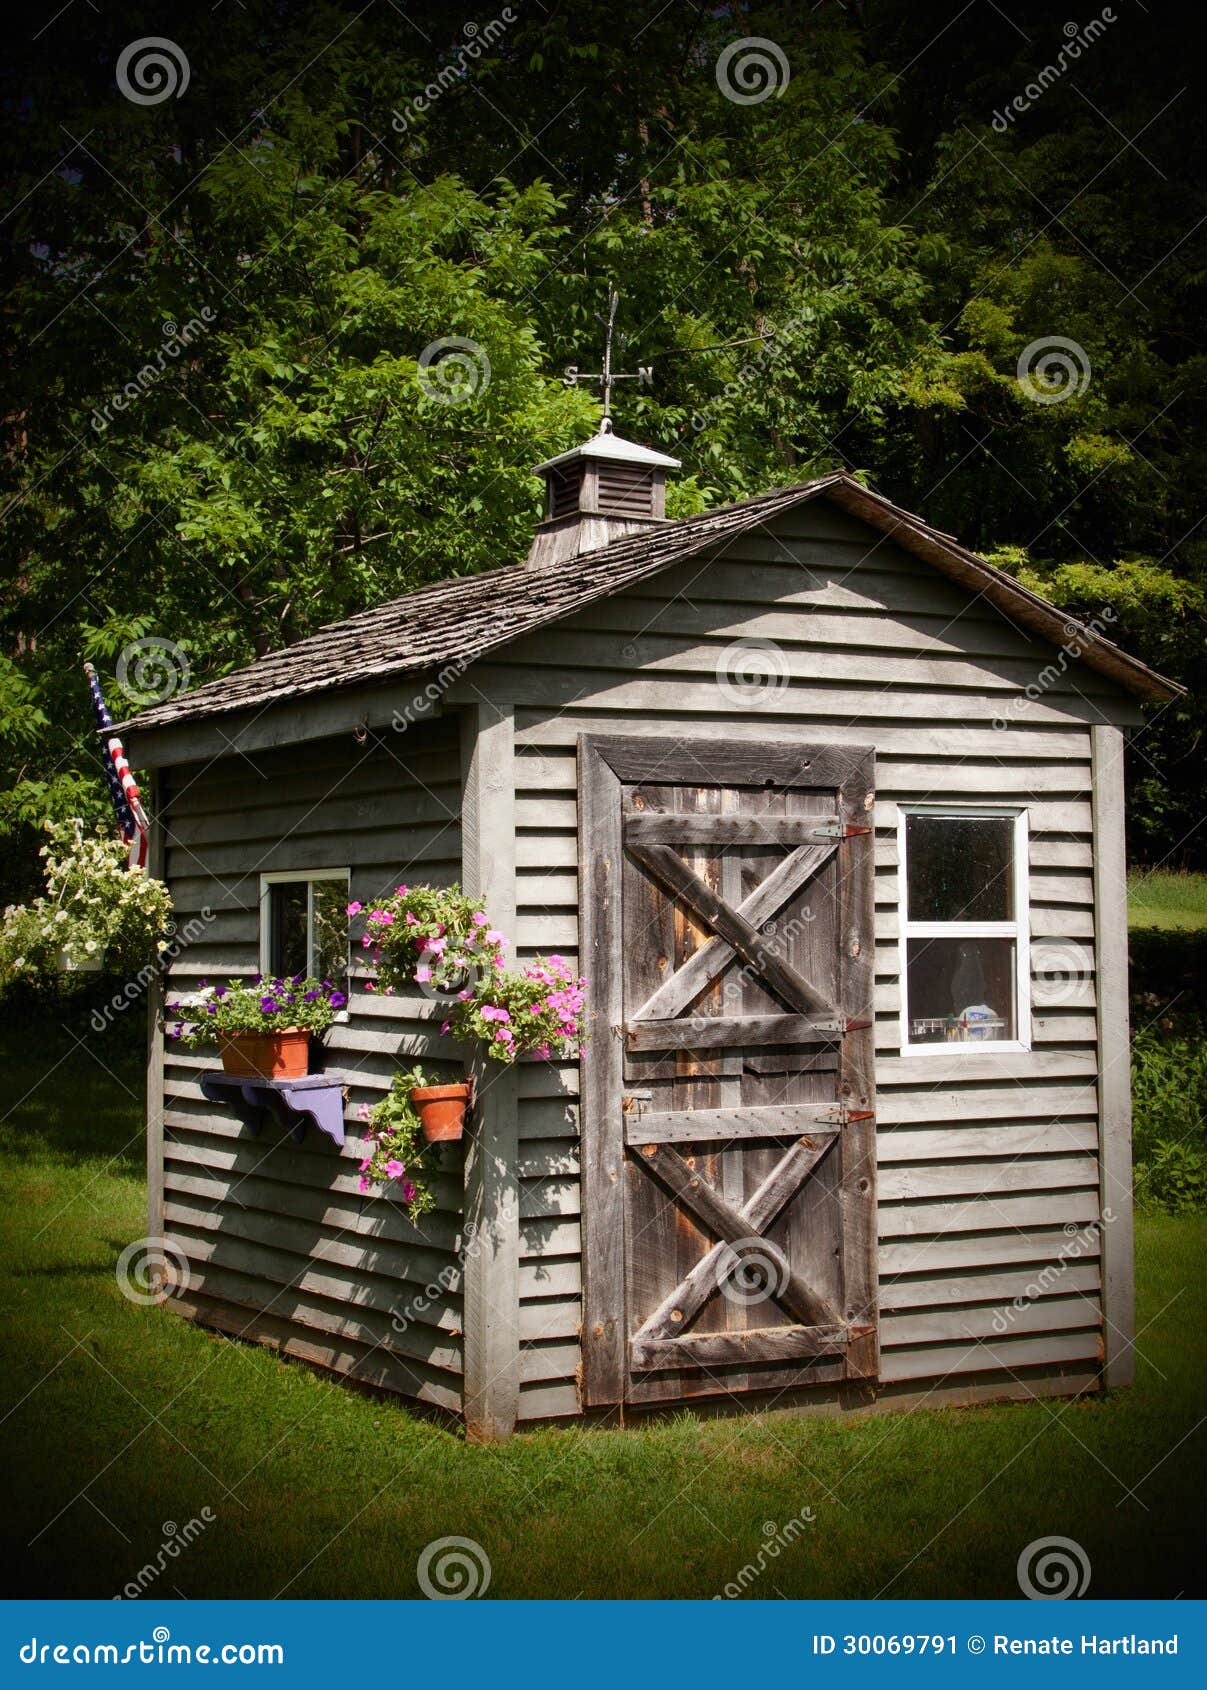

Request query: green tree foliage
[{"left": 2, "top": 0, "right": 1203, "bottom": 879}]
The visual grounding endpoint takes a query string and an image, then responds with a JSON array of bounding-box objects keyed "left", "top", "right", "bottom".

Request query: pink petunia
[
  {"left": 357, "top": 1103, "right": 372, "bottom": 1121},
  {"left": 346, "top": 900, "right": 363, "bottom": 915},
  {"left": 471, "top": 911, "right": 489, "bottom": 927},
  {"left": 385, "top": 1158, "right": 405, "bottom": 1180},
  {"left": 358, "top": 1176, "right": 372, "bottom": 1193},
  {"left": 415, "top": 965, "right": 433, "bottom": 984},
  {"left": 440, "top": 1021, "right": 451, "bottom": 1036},
  {"left": 399, "top": 1180, "right": 416, "bottom": 1203}
]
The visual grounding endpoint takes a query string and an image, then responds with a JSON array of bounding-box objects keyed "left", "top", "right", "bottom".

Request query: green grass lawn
[
  {"left": 2, "top": 1023, "right": 1205, "bottom": 1602},
  {"left": 1128, "top": 868, "right": 1207, "bottom": 931}
]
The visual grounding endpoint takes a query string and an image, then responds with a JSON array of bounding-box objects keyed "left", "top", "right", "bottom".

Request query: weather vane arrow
[{"left": 563, "top": 287, "right": 652, "bottom": 431}]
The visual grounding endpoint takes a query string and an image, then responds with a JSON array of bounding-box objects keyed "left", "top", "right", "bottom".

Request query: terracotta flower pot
[
  {"left": 410, "top": 1080, "right": 472, "bottom": 1143},
  {"left": 220, "top": 1027, "right": 310, "bottom": 1081}
]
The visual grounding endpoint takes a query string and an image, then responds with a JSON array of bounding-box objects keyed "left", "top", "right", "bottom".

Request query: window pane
[
  {"left": 905, "top": 814, "right": 1014, "bottom": 922},
  {"left": 268, "top": 882, "right": 308, "bottom": 978},
  {"left": 312, "top": 878, "right": 350, "bottom": 984},
  {"left": 906, "top": 936, "right": 1016, "bottom": 1043}
]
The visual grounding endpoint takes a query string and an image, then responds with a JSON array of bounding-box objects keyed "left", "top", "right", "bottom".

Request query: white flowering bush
[{"left": 0, "top": 820, "right": 173, "bottom": 987}]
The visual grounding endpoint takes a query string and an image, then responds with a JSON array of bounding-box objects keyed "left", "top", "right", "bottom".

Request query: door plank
[
  {"left": 629, "top": 841, "right": 836, "bottom": 1015},
  {"left": 624, "top": 813, "right": 836, "bottom": 845},
  {"left": 836, "top": 749, "right": 879, "bottom": 1379},
  {"left": 634, "top": 1324, "right": 860, "bottom": 1369},
  {"left": 591, "top": 736, "right": 868, "bottom": 790},
  {"left": 577, "top": 745, "right": 627, "bottom": 1405},
  {"left": 634, "top": 1140, "right": 841, "bottom": 1329},
  {"left": 623, "top": 1103, "right": 843, "bottom": 1144},
  {"left": 626, "top": 1014, "right": 840, "bottom": 1051},
  {"left": 629, "top": 840, "right": 838, "bottom": 1022}
]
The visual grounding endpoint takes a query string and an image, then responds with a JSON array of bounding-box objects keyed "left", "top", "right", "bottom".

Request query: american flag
[{"left": 84, "top": 662, "right": 150, "bottom": 869}]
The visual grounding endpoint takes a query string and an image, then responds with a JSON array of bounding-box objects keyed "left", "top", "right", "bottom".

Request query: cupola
[{"left": 526, "top": 422, "right": 680, "bottom": 567}]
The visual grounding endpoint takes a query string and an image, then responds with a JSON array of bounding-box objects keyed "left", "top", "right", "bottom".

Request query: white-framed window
[
  {"left": 898, "top": 806, "right": 1030, "bottom": 1053},
  {"left": 259, "top": 868, "right": 350, "bottom": 983}
]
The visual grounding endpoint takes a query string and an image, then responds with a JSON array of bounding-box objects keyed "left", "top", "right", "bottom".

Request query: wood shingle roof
[{"left": 122, "top": 472, "right": 1181, "bottom": 734}]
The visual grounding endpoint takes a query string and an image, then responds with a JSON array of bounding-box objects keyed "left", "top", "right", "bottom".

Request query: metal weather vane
[{"left": 563, "top": 287, "right": 652, "bottom": 431}]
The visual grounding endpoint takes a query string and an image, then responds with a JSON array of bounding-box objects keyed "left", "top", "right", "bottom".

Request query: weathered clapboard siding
[
  {"left": 453, "top": 508, "right": 1117, "bottom": 1419},
  {"left": 158, "top": 720, "right": 467, "bottom": 1412},
  {"left": 145, "top": 488, "right": 1148, "bottom": 1430}
]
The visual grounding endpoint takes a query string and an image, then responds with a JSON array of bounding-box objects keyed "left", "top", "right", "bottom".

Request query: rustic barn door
[{"left": 578, "top": 735, "right": 878, "bottom": 1407}]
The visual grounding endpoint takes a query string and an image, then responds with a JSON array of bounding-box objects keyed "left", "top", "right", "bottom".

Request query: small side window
[
  {"left": 899, "top": 809, "right": 1029, "bottom": 1050},
  {"left": 260, "top": 870, "right": 350, "bottom": 985}
]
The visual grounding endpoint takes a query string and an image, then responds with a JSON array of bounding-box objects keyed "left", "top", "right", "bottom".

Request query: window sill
[{"left": 899, "top": 1038, "right": 1033, "bottom": 1057}]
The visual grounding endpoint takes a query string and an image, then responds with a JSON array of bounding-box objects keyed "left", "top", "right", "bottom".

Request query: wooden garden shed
[{"left": 123, "top": 427, "right": 1181, "bottom": 1440}]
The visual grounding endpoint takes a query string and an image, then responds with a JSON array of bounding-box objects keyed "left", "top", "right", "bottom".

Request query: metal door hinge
[
  {"left": 811, "top": 1015, "right": 872, "bottom": 1035},
  {"left": 813, "top": 1104, "right": 876, "bottom": 1127},
  {"left": 809, "top": 822, "right": 873, "bottom": 840}
]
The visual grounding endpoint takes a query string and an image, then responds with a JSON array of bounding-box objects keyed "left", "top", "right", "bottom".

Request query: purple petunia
[
  {"left": 259, "top": 996, "right": 279, "bottom": 1014},
  {"left": 329, "top": 991, "right": 347, "bottom": 1009}
]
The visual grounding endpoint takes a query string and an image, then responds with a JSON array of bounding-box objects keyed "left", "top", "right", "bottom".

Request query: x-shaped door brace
[
  {"left": 629, "top": 1132, "right": 870, "bottom": 1369},
  {"left": 627, "top": 838, "right": 840, "bottom": 1023}
]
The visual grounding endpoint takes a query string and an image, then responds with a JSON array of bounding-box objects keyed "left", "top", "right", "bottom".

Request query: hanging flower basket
[
  {"left": 219, "top": 1028, "right": 311, "bottom": 1080},
  {"left": 409, "top": 1078, "right": 473, "bottom": 1143},
  {"left": 55, "top": 945, "right": 104, "bottom": 974}
]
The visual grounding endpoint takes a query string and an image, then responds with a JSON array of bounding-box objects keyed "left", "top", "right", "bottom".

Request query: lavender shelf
[{"left": 199, "top": 1072, "right": 346, "bottom": 1148}]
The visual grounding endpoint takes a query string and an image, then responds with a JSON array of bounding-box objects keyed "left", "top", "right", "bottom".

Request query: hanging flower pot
[
  {"left": 409, "top": 1078, "right": 473, "bottom": 1143},
  {"left": 219, "top": 1027, "right": 311, "bottom": 1081}
]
